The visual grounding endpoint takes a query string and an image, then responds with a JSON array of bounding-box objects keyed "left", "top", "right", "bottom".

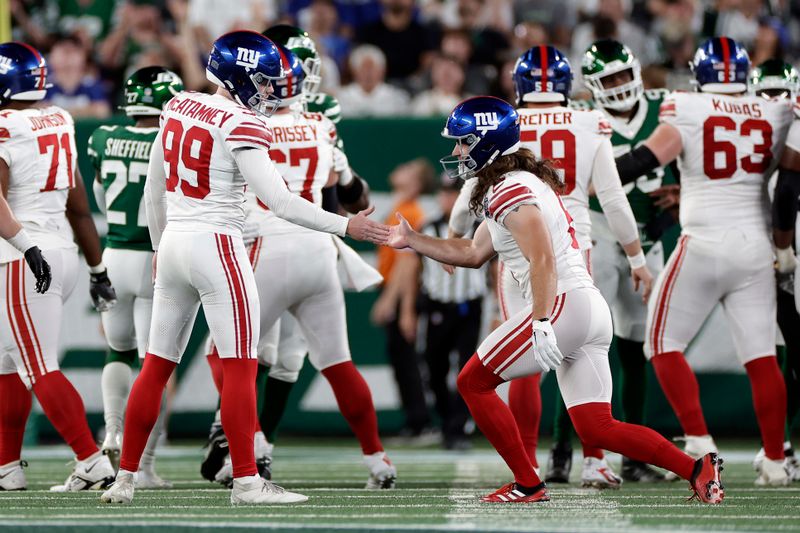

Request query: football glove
[
  {"left": 89, "top": 270, "right": 117, "bottom": 312},
  {"left": 776, "top": 247, "right": 797, "bottom": 275},
  {"left": 24, "top": 246, "right": 51, "bottom": 294},
  {"left": 532, "top": 319, "right": 563, "bottom": 371}
]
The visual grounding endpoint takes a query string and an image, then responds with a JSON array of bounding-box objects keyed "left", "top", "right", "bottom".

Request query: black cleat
[
  {"left": 545, "top": 442, "right": 573, "bottom": 483},
  {"left": 621, "top": 457, "right": 666, "bottom": 482},
  {"left": 256, "top": 455, "right": 272, "bottom": 480},
  {"left": 201, "top": 426, "right": 229, "bottom": 482}
]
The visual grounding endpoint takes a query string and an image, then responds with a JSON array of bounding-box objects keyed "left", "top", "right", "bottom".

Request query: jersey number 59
[{"left": 521, "top": 129, "right": 576, "bottom": 194}]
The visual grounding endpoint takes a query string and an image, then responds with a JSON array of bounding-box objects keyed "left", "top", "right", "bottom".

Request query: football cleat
[
  {"left": 201, "top": 424, "right": 229, "bottom": 482},
  {"left": 753, "top": 443, "right": 799, "bottom": 481},
  {"left": 364, "top": 451, "right": 397, "bottom": 489},
  {"left": 665, "top": 435, "right": 718, "bottom": 481},
  {"left": 100, "top": 471, "right": 135, "bottom": 504},
  {"left": 755, "top": 458, "right": 790, "bottom": 487},
  {"left": 481, "top": 482, "right": 550, "bottom": 503},
  {"left": 256, "top": 441, "right": 273, "bottom": 481},
  {"left": 621, "top": 457, "right": 665, "bottom": 482},
  {"left": 50, "top": 452, "right": 115, "bottom": 492},
  {"left": 581, "top": 457, "right": 622, "bottom": 489},
  {"left": 135, "top": 468, "right": 173, "bottom": 489},
  {"left": 215, "top": 455, "right": 234, "bottom": 488},
  {"left": 0, "top": 460, "right": 27, "bottom": 491},
  {"left": 230, "top": 475, "right": 308, "bottom": 504},
  {"left": 689, "top": 453, "right": 724, "bottom": 504},
  {"left": 545, "top": 442, "right": 573, "bottom": 483},
  {"left": 101, "top": 431, "right": 122, "bottom": 473}
]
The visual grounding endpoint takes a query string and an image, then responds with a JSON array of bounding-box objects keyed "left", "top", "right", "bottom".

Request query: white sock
[
  {"left": 101, "top": 362, "right": 132, "bottom": 436},
  {"left": 140, "top": 390, "right": 167, "bottom": 472},
  {"left": 254, "top": 431, "right": 268, "bottom": 456}
]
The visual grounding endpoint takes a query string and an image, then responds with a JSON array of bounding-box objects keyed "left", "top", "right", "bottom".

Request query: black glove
[
  {"left": 23, "top": 246, "right": 51, "bottom": 294},
  {"left": 89, "top": 269, "right": 117, "bottom": 312}
]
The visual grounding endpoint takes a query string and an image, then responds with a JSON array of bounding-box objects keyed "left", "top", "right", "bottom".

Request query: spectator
[
  {"left": 305, "top": 0, "right": 351, "bottom": 72},
  {"left": 490, "top": 55, "right": 517, "bottom": 103},
  {"left": 396, "top": 175, "right": 487, "bottom": 450},
  {"left": 45, "top": 36, "right": 111, "bottom": 119},
  {"left": 513, "top": 0, "right": 575, "bottom": 50},
  {"left": 356, "top": 0, "right": 441, "bottom": 82},
  {"left": 337, "top": 45, "right": 410, "bottom": 116},
  {"left": 453, "top": 0, "right": 510, "bottom": 67},
  {"left": 371, "top": 158, "right": 436, "bottom": 439},
  {"left": 11, "top": 0, "right": 122, "bottom": 51},
  {"left": 512, "top": 21, "right": 549, "bottom": 54},
  {"left": 188, "top": 0, "right": 277, "bottom": 54},
  {"left": 440, "top": 28, "right": 491, "bottom": 95},
  {"left": 411, "top": 54, "right": 468, "bottom": 116}
]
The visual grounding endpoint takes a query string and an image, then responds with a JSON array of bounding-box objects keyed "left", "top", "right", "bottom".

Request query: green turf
[{"left": 2, "top": 441, "right": 799, "bottom": 532}]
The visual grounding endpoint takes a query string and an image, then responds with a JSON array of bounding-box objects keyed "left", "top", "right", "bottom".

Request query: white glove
[
  {"left": 532, "top": 319, "right": 563, "bottom": 371},
  {"left": 776, "top": 246, "right": 798, "bottom": 274}
]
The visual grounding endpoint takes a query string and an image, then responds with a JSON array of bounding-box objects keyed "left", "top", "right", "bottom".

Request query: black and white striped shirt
[{"left": 420, "top": 217, "right": 487, "bottom": 304}]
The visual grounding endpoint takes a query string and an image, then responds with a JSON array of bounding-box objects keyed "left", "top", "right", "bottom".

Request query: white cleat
[
  {"left": 50, "top": 452, "right": 115, "bottom": 492},
  {"left": 214, "top": 455, "right": 233, "bottom": 488},
  {"left": 100, "top": 471, "right": 135, "bottom": 504},
  {"left": 135, "top": 468, "right": 173, "bottom": 489},
  {"left": 754, "top": 443, "right": 800, "bottom": 482},
  {"left": 101, "top": 431, "right": 122, "bottom": 474},
  {"left": 665, "top": 435, "right": 718, "bottom": 481},
  {"left": 364, "top": 451, "right": 397, "bottom": 489},
  {"left": 0, "top": 460, "right": 27, "bottom": 491},
  {"left": 755, "top": 458, "right": 790, "bottom": 487},
  {"left": 581, "top": 457, "right": 622, "bottom": 489},
  {"left": 230, "top": 474, "right": 308, "bottom": 504}
]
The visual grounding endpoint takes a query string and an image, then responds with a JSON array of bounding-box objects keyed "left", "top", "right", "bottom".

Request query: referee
[{"left": 398, "top": 176, "right": 487, "bottom": 449}]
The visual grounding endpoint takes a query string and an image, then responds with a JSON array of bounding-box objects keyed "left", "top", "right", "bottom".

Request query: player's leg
[
  {"left": 0, "top": 353, "right": 31, "bottom": 490},
  {"left": 775, "top": 282, "right": 800, "bottom": 479},
  {"left": 422, "top": 299, "right": 458, "bottom": 446},
  {"left": 645, "top": 236, "right": 720, "bottom": 448}
]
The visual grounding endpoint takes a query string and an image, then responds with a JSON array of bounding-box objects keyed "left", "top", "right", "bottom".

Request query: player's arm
[
  {"left": 386, "top": 214, "right": 495, "bottom": 268},
  {"left": 448, "top": 177, "right": 478, "bottom": 238},
  {"left": 395, "top": 252, "right": 422, "bottom": 342},
  {"left": 332, "top": 147, "right": 369, "bottom": 213},
  {"left": 92, "top": 171, "right": 106, "bottom": 214},
  {"left": 65, "top": 168, "right": 117, "bottom": 310},
  {"left": 593, "top": 140, "right": 653, "bottom": 300},
  {"left": 615, "top": 123, "right": 683, "bottom": 185},
  {"left": 234, "top": 148, "right": 388, "bottom": 243},
  {"left": 144, "top": 130, "right": 168, "bottom": 251},
  {"left": 773, "top": 144, "right": 800, "bottom": 272}
]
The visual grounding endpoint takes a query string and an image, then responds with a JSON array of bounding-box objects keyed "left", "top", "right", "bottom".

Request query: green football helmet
[
  {"left": 749, "top": 59, "right": 799, "bottom": 101},
  {"left": 263, "top": 24, "right": 321, "bottom": 100},
  {"left": 582, "top": 39, "right": 643, "bottom": 112},
  {"left": 123, "top": 66, "right": 183, "bottom": 116}
]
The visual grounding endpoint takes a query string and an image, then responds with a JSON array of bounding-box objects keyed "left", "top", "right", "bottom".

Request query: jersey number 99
[{"left": 162, "top": 118, "right": 213, "bottom": 199}]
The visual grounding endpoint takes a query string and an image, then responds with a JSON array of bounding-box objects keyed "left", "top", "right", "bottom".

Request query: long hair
[{"left": 468, "top": 147, "right": 564, "bottom": 215}]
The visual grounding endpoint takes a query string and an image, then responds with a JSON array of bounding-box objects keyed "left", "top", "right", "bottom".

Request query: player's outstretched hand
[
  {"left": 650, "top": 184, "right": 681, "bottom": 210},
  {"left": 90, "top": 269, "right": 117, "bottom": 312},
  {"left": 386, "top": 213, "right": 414, "bottom": 249},
  {"left": 631, "top": 265, "right": 654, "bottom": 303},
  {"left": 439, "top": 263, "right": 455, "bottom": 275},
  {"left": 532, "top": 319, "right": 563, "bottom": 371},
  {"left": 24, "top": 246, "right": 51, "bottom": 294},
  {"left": 346, "top": 206, "right": 390, "bottom": 244}
]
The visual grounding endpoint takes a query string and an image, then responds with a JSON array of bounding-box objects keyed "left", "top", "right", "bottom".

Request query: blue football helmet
[
  {"left": 440, "top": 96, "right": 520, "bottom": 180},
  {"left": 690, "top": 36, "right": 750, "bottom": 94},
  {"left": 513, "top": 46, "right": 573, "bottom": 104},
  {"left": 0, "top": 42, "right": 50, "bottom": 105},
  {"left": 274, "top": 45, "right": 306, "bottom": 107},
  {"left": 206, "top": 30, "right": 286, "bottom": 116}
]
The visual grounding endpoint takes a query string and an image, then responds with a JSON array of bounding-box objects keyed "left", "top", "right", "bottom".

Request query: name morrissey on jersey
[
  {"left": 104, "top": 138, "right": 152, "bottom": 160},
  {"left": 711, "top": 98, "right": 763, "bottom": 118},
  {"left": 519, "top": 111, "right": 572, "bottom": 125},
  {"left": 265, "top": 124, "right": 320, "bottom": 143},
  {"left": 28, "top": 111, "right": 68, "bottom": 131},
  {"left": 166, "top": 97, "right": 235, "bottom": 127}
]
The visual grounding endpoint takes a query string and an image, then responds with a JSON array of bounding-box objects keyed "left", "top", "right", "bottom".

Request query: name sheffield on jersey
[{"left": 102, "top": 138, "right": 152, "bottom": 160}]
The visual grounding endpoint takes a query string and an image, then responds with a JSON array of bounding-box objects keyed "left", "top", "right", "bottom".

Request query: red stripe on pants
[
  {"left": 224, "top": 235, "right": 252, "bottom": 359},
  {"left": 215, "top": 235, "right": 242, "bottom": 357}
]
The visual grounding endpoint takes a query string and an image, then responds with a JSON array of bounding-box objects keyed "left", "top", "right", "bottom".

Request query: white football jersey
[
  {"left": 246, "top": 110, "right": 337, "bottom": 236},
  {"left": 0, "top": 105, "right": 78, "bottom": 262},
  {"left": 517, "top": 107, "right": 612, "bottom": 249},
  {"left": 659, "top": 91, "right": 793, "bottom": 239},
  {"left": 158, "top": 91, "right": 274, "bottom": 236},
  {"left": 483, "top": 171, "right": 594, "bottom": 303}
]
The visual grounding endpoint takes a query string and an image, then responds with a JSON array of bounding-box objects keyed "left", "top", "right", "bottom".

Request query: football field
[{"left": 2, "top": 439, "right": 799, "bottom": 532}]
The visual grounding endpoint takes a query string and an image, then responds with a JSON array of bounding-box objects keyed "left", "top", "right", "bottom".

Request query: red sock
[
  {"left": 508, "top": 375, "right": 541, "bottom": 468},
  {"left": 581, "top": 443, "right": 605, "bottom": 459},
  {"left": 207, "top": 348, "right": 224, "bottom": 394},
  {"left": 220, "top": 358, "right": 258, "bottom": 479},
  {"left": 457, "top": 355, "right": 542, "bottom": 487},
  {"left": 322, "top": 361, "right": 382, "bottom": 455},
  {"left": 569, "top": 402, "right": 695, "bottom": 480},
  {"left": 651, "top": 351, "right": 708, "bottom": 436},
  {"left": 745, "top": 356, "right": 787, "bottom": 460},
  {"left": 32, "top": 371, "right": 97, "bottom": 461},
  {"left": 119, "top": 354, "right": 175, "bottom": 472},
  {"left": 0, "top": 374, "right": 32, "bottom": 464}
]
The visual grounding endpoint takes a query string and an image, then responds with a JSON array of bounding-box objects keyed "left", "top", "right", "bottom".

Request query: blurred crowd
[{"left": 11, "top": 0, "right": 800, "bottom": 119}]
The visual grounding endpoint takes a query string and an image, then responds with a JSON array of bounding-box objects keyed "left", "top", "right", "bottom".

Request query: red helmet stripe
[
  {"left": 720, "top": 37, "right": 731, "bottom": 83},
  {"left": 15, "top": 42, "right": 45, "bottom": 90},
  {"left": 539, "top": 46, "right": 548, "bottom": 92},
  {"left": 278, "top": 48, "right": 293, "bottom": 98}
]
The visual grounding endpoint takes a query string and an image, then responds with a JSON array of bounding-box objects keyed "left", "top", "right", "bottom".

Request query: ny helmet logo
[
  {"left": 474, "top": 112, "right": 499, "bottom": 135},
  {"left": 236, "top": 48, "right": 262, "bottom": 71},
  {"left": 0, "top": 56, "right": 13, "bottom": 75}
]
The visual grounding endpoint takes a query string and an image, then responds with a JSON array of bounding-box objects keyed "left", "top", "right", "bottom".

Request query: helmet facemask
[
  {"left": 247, "top": 71, "right": 284, "bottom": 116},
  {"left": 300, "top": 56, "right": 322, "bottom": 100},
  {"left": 440, "top": 134, "right": 483, "bottom": 180},
  {"left": 586, "top": 62, "right": 643, "bottom": 112}
]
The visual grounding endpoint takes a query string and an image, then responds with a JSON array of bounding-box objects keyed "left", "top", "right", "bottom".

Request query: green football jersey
[
  {"left": 305, "top": 93, "right": 345, "bottom": 151},
  {"left": 582, "top": 89, "right": 679, "bottom": 248},
  {"left": 88, "top": 125, "right": 157, "bottom": 251}
]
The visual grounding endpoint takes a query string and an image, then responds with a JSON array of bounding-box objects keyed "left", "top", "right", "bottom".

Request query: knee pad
[{"left": 268, "top": 351, "right": 305, "bottom": 383}]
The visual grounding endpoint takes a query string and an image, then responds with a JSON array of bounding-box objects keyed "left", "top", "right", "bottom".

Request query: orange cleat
[
  {"left": 689, "top": 453, "right": 724, "bottom": 504},
  {"left": 481, "top": 482, "right": 550, "bottom": 503}
]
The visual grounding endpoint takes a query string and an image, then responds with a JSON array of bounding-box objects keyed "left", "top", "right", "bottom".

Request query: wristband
[
  {"left": 89, "top": 262, "right": 106, "bottom": 274},
  {"left": 6, "top": 229, "right": 34, "bottom": 254},
  {"left": 338, "top": 165, "right": 354, "bottom": 186},
  {"left": 627, "top": 251, "right": 647, "bottom": 270},
  {"left": 534, "top": 317, "right": 550, "bottom": 322}
]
